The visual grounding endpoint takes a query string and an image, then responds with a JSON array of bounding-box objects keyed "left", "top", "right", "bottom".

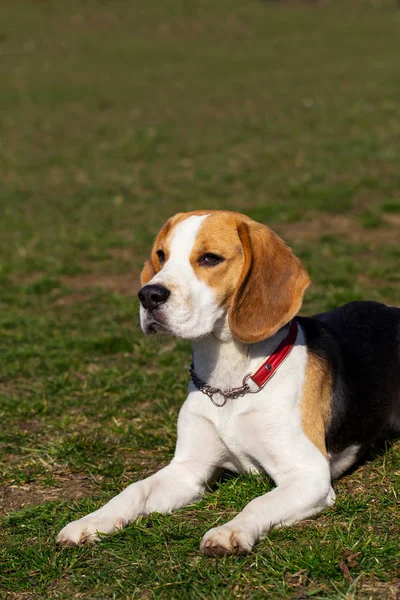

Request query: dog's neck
[{"left": 191, "top": 319, "right": 290, "bottom": 389}]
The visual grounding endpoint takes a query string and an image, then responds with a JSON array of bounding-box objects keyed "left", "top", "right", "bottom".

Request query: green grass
[{"left": 1, "top": 0, "right": 400, "bottom": 598}]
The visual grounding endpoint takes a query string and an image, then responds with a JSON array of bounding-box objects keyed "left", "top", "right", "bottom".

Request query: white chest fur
[{"left": 180, "top": 326, "right": 327, "bottom": 484}]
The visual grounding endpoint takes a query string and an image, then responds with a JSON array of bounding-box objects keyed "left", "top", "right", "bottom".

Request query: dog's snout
[{"left": 138, "top": 284, "right": 170, "bottom": 311}]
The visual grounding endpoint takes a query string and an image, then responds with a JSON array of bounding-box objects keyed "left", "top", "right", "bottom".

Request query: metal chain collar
[
  {"left": 189, "top": 363, "right": 252, "bottom": 407},
  {"left": 189, "top": 321, "right": 297, "bottom": 408}
]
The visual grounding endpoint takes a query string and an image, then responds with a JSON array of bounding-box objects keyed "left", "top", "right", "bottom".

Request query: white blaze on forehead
[
  {"left": 167, "top": 214, "right": 209, "bottom": 268},
  {"left": 145, "top": 213, "right": 225, "bottom": 339}
]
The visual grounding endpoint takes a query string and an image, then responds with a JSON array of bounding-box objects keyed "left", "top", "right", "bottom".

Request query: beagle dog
[{"left": 57, "top": 210, "right": 400, "bottom": 555}]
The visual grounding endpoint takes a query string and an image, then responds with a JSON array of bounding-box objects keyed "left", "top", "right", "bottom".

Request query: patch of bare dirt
[
  {"left": 386, "top": 213, "right": 400, "bottom": 228},
  {"left": 0, "top": 474, "right": 93, "bottom": 513},
  {"left": 17, "top": 268, "right": 141, "bottom": 305},
  {"left": 5, "top": 594, "right": 46, "bottom": 600},
  {"left": 60, "top": 272, "right": 140, "bottom": 296},
  {"left": 17, "top": 273, "right": 43, "bottom": 285},
  {"left": 53, "top": 292, "right": 92, "bottom": 307},
  {"left": 0, "top": 379, "right": 37, "bottom": 398},
  {"left": 358, "top": 578, "right": 400, "bottom": 600},
  {"left": 0, "top": 381, "right": 19, "bottom": 395},
  {"left": 69, "top": 11, "right": 119, "bottom": 31},
  {"left": 109, "top": 247, "right": 136, "bottom": 262},
  {"left": 17, "top": 420, "right": 42, "bottom": 433},
  {"left": 275, "top": 214, "right": 399, "bottom": 245}
]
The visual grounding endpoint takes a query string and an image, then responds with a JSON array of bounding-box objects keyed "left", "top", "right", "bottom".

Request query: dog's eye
[
  {"left": 199, "top": 253, "right": 224, "bottom": 267},
  {"left": 156, "top": 250, "right": 165, "bottom": 265}
]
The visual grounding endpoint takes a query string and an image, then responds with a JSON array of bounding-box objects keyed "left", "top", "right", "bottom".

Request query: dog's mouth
[{"left": 144, "top": 312, "right": 170, "bottom": 335}]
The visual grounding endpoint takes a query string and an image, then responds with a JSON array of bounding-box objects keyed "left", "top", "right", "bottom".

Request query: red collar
[
  {"left": 190, "top": 320, "right": 298, "bottom": 407},
  {"left": 246, "top": 319, "right": 298, "bottom": 389}
]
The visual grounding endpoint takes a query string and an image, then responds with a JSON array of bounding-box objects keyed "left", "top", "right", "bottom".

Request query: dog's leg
[
  {"left": 57, "top": 409, "right": 224, "bottom": 545},
  {"left": 200, "top": 467, "right": 334, "bottom": 556}
]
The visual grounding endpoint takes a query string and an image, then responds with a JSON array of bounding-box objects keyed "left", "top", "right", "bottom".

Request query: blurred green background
[{"left": 1, "top": 1, "right": 399, "bottom": 598}]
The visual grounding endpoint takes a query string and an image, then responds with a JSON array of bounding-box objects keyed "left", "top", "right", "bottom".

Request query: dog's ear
[
  {"left": 140, "top": 215, "right": 181, "bottom": 286},
  {"left": 229, "top": 221, "right": 310, "bottom": 343}
]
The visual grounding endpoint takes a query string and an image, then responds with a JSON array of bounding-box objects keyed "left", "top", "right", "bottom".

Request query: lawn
[{"left": 0, "top": 0, "right": 399, "bottom": 598}]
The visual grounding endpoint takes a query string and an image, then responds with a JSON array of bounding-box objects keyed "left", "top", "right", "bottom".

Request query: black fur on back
[{"left": 297, "top": 301, "right": 400, "bottom": 455}]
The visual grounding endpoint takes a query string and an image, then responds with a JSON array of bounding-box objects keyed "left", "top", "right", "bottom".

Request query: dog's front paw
[
  {"left": 57, "top": 513, "right": 126, "bottom": 546},
  {"left": 200, "top": 524, "right": 254, "bottom": 556}
]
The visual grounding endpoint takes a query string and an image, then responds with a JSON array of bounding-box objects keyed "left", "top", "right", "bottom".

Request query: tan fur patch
[
  {"left": 190, "top": 213, "right": 245, "bottom": 307},
  {"left": 140, "top": 216, "right": 175, "bottom": 285},
  {"left": 229, "top": 221, "right": 311, "bottom": 343},
  {"left": 300, "top": 352, "right": 332, "bottom": 458}
]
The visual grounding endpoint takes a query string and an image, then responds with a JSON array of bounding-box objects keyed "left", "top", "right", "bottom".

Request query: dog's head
[{"left": 138, "top": 210, "right": 310, "bottom": 343}]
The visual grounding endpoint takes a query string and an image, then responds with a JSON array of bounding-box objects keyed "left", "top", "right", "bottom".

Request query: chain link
[{"left": 190, "top": 363, "right": 251, "bottom": 407}]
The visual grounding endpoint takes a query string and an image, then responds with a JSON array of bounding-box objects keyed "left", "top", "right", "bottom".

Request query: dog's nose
[{"left": 138, "top": 284, "right": 170, "bottom": 311}]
